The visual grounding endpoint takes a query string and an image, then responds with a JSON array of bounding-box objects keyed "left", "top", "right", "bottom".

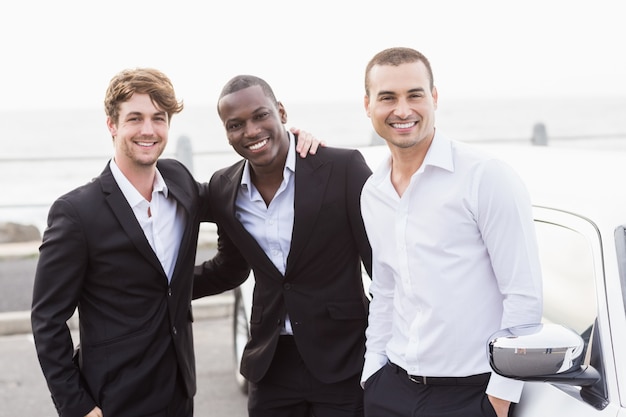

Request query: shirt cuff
[
  {"left": 486, "top": 372, "right": 524, "bottom": 403},
  {"left": 360, "top": 352, "right": 388, "bottom": 388}
]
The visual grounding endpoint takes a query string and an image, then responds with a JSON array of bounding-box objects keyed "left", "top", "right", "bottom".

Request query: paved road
[
  {"left": 0, "top": 254, "right": 37, "bottom": 312},
  {"left": 0, "top": 315, "right": 248, "bottom": 417}
]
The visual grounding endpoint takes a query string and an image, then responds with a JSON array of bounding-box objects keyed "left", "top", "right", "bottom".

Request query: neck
[
  {"left": 250, "top": 136, "right": 290, "bottom": 206},
  {"left": 250, "top": 161, "right": 285, "bottom": 207},
  {"left": 250, "top": 133, "right": 290, "bottom": 187},
  {"left": 388, "top": 136, "right": 433, "bottom": 197},
  {"left": 116, "top": 160, "right": 156, "bottom": 201}
]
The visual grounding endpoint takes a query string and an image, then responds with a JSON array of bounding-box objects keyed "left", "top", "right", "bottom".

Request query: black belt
[{"left": 388, "top": 362, "right": 490, "bottom": 386}]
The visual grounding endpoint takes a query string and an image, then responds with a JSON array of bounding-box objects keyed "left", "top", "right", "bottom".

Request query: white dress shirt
[
  {"left": 110, "top": 159, "right": 184, "bottom": 282},
  {"left": 235, "top": 131, "right": 296, "bottom": 334},
  {"left": 360, "top": 131, "right": 543, "bottom": 402}
]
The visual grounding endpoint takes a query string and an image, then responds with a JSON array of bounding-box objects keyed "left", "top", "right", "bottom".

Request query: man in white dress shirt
[{"left": 359, "top": 47, "right": 543, "bottom": 417}]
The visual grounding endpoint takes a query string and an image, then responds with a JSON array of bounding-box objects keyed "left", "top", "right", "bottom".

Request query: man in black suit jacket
[
  {"left": 194, "top": 75, "right": 373, "bottom": 417},
  {"left": 31, "top": 68, "right": 250, "bottom": 417}
]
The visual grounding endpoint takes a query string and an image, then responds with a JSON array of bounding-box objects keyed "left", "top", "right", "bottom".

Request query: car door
[{"left": 511, "top": 207, "right": 621, "bottom": 416}]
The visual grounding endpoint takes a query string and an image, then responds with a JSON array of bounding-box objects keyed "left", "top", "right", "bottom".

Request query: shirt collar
[
  {"left": 423, "top": 129, "right": 454, "bottom": 173},
  {"left": 109, "top": 159, "right": 169, "bottom": 208},
  {"left": 370, "top": 130, "right": 454, "bottom": 186}
]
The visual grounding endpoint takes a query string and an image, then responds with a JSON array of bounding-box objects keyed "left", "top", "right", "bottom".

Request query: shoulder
[
  {"left": 211, "top": 159, "right": 246, "bottom": 180},
  {"left": 58, "top": 179, "right": 101, "bottom": 202},
  {"left": 316, "top": 145, "right": 363, "bottom": 158},
  {"left": 47, "top": 175, "right": 106, "bottom": 222},
  {"left": 452, "top": 141, "right": 518, "bottom": 174},
  {"left": 451, "top": 142, "right": 529, "bottom": 198},
  {"left": 157, "top": 158, "right": 199, "bottom": 192},
  {"left": 56, "top": 163, "right": 110, "bottom": 204},
  {"left": 157, "top": 158, "right": 192, "bottom": 176},
  {"left": 308, "top": 146, "right": 369, "bottom": 168}
]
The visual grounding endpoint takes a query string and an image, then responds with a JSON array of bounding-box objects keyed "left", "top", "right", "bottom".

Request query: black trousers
[
  {"left": 363, "top": 362, "right": 502, "bottom": 417},
  {"left": 144, "top": 371, "right": 193, "bottom": 417},
  {"left": 248, "top": 335, "right": 364, "bottom": 417}
]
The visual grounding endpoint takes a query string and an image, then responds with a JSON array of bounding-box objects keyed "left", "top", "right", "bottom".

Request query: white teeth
[
  {"left": 248, "top": 139, "right": 268, "bottom": 150},
  {"left": 137, "top": 142, "right": 155, "bottom": 147},
  {"left": 392, "top": 122, "right": 415, "bottom": 129}
]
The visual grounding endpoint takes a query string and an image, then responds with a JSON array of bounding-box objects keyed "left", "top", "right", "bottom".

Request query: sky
[{"left": 1, "top": 0, "right": 625, "bottom": 111}]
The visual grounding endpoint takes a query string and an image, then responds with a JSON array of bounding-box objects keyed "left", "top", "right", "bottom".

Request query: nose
[
  {"left": 393, "top": 98, "right": 412, "bottom": 119},
  {"left": 243, "top": 120, "right": 261, "bottom": 138},
  {"left": 140, "top": 119, "right": 156, "bottom": 136}
]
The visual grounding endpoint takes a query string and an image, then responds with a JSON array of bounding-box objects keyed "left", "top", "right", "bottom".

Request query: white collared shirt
[
  {"left": 110, "top": 159, "right": 184, "bottom": 282},
  {"left": 235, "top": 131, "right": 296, "bottom": 333},
  {"left": 360, "top": 131, "right": 543, "bottom": 402}
]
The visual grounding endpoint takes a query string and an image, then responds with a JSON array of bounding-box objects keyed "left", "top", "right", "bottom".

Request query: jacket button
[
  {"left": 168, "top": 288, "right": 172, "bottom": 297},
  {"left": 172, "top": 326, "right": 177, "bottom": 335},
  {"left": 283, "top": 283, "right": 291, "bottom": 290}
]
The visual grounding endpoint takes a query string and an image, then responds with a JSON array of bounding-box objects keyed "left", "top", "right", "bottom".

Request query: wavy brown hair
[{"left": 104, "top": 68, "right": 184, "bottom": 124}]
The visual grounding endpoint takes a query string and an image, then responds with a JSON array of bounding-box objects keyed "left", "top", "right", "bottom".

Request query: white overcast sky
[{"left": 2, "top": 0, "right": 624, "bottom": 111}]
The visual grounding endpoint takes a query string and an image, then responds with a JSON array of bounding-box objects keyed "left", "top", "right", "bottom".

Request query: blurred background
[{"left": 2, "top": 0, "right": 625, "bottom": 233}]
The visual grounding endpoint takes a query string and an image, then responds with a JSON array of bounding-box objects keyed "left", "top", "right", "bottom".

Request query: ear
[
  {"left": 106, "top": 116, "right": 117, "bottom": 138},
  {"left": 364, "top": 95, "right": 371, "bottom": 118},
  {"left": 432, "top": 86, "right": 438, "bottom": 110},
  {"left": 277, "top": 101, "right": 288, "bottom": 124}
]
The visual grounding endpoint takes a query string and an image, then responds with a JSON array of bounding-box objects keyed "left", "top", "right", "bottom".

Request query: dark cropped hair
[
  {"left": 104, "top": 68, "right": 184, "bottom": 124},
  {"left": 218, "top": 75, "right": 278, "bottom": 116},
  {"left": 364, "top": 47, "right": 434, "bottom": 96}
]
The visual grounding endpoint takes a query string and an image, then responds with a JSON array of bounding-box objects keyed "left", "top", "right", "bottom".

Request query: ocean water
[{"left": 2, "top": 96, "right": 626, "bottom": 232}]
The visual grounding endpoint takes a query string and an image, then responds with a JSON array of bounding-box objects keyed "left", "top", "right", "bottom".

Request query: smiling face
[
  {"left": 365, "top": 61, "right": 438, "bottom": 151},
  {"left": 106, "top": 93, "right": 169, "bottom": 174},
  {"left": 218, "top": 85, "right": 289, "bottom": 172}
]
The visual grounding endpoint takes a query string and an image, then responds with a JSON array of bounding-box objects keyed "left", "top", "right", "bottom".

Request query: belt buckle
[{"left": 408, "top": 375, "right": 427, "bottom": 384}]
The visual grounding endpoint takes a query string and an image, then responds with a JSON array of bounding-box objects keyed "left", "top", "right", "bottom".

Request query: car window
[
  {"left": 615, "top": 225, "right": 626, "bottom": 316},
  {"left": 535, "top": 221, "right": 597, "bottom": 335}
]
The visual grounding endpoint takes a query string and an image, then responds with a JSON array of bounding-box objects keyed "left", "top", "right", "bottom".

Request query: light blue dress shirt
[{"left": 235, "top": 131, "right": 296, "bottom": 334}]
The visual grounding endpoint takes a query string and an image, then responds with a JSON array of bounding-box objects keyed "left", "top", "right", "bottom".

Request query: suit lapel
[
  {"left": 286, "top": 154, "right": 331, "bottom": 275},
  {"left": 160, "top": 163, "right": 195, "bottom": 284},
  {"left": 99, "top": 164, "right": 165, "bottom": 277},
  {"left": 218, "top": 162, "right": 285, "bottom": 279}
]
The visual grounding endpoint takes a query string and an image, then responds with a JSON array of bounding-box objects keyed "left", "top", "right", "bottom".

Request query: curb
[
  {"left": 0, "top": 293, "right": 234, "bottom": 336},
  {"left": 0, "top": 225, "right": 219, "bottom": 260},
  {"left": 0, "top": 240, "right": 40, "bottom": 260}
]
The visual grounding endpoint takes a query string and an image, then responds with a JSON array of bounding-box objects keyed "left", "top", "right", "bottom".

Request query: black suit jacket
[
  {"left": 194, "top": 142, "right": 372, "bottom": 384},
  {"left": 31, "top": 159, "right": 248, "bottom": 417}
]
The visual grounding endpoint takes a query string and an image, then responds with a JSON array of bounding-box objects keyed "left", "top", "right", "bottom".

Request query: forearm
[{"left": 192, "top": 229, "right": 250, "bottom": 299}]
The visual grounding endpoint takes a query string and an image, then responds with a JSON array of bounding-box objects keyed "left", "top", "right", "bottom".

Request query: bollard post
[
  {"left": 531, "top": 123, "right": 548, "bottom": 146},
  {"left": 176, "top": 135, "right": 194, "bottom": 174}
]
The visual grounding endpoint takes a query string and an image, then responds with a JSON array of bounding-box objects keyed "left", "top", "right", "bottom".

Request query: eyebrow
[
  {"left": 125, "top": 110, "right": 167, "bottom": 118},
  {"left": 376, "top": 87, "right": 425, "bottom": 97},
  {"left": 224, "top": 106, "right": 271, "bottom": 124}
]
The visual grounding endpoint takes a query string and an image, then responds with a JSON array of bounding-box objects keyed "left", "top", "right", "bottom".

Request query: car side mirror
[{"left": 488, "top": 323, "right": 600, "bottom": 386}]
